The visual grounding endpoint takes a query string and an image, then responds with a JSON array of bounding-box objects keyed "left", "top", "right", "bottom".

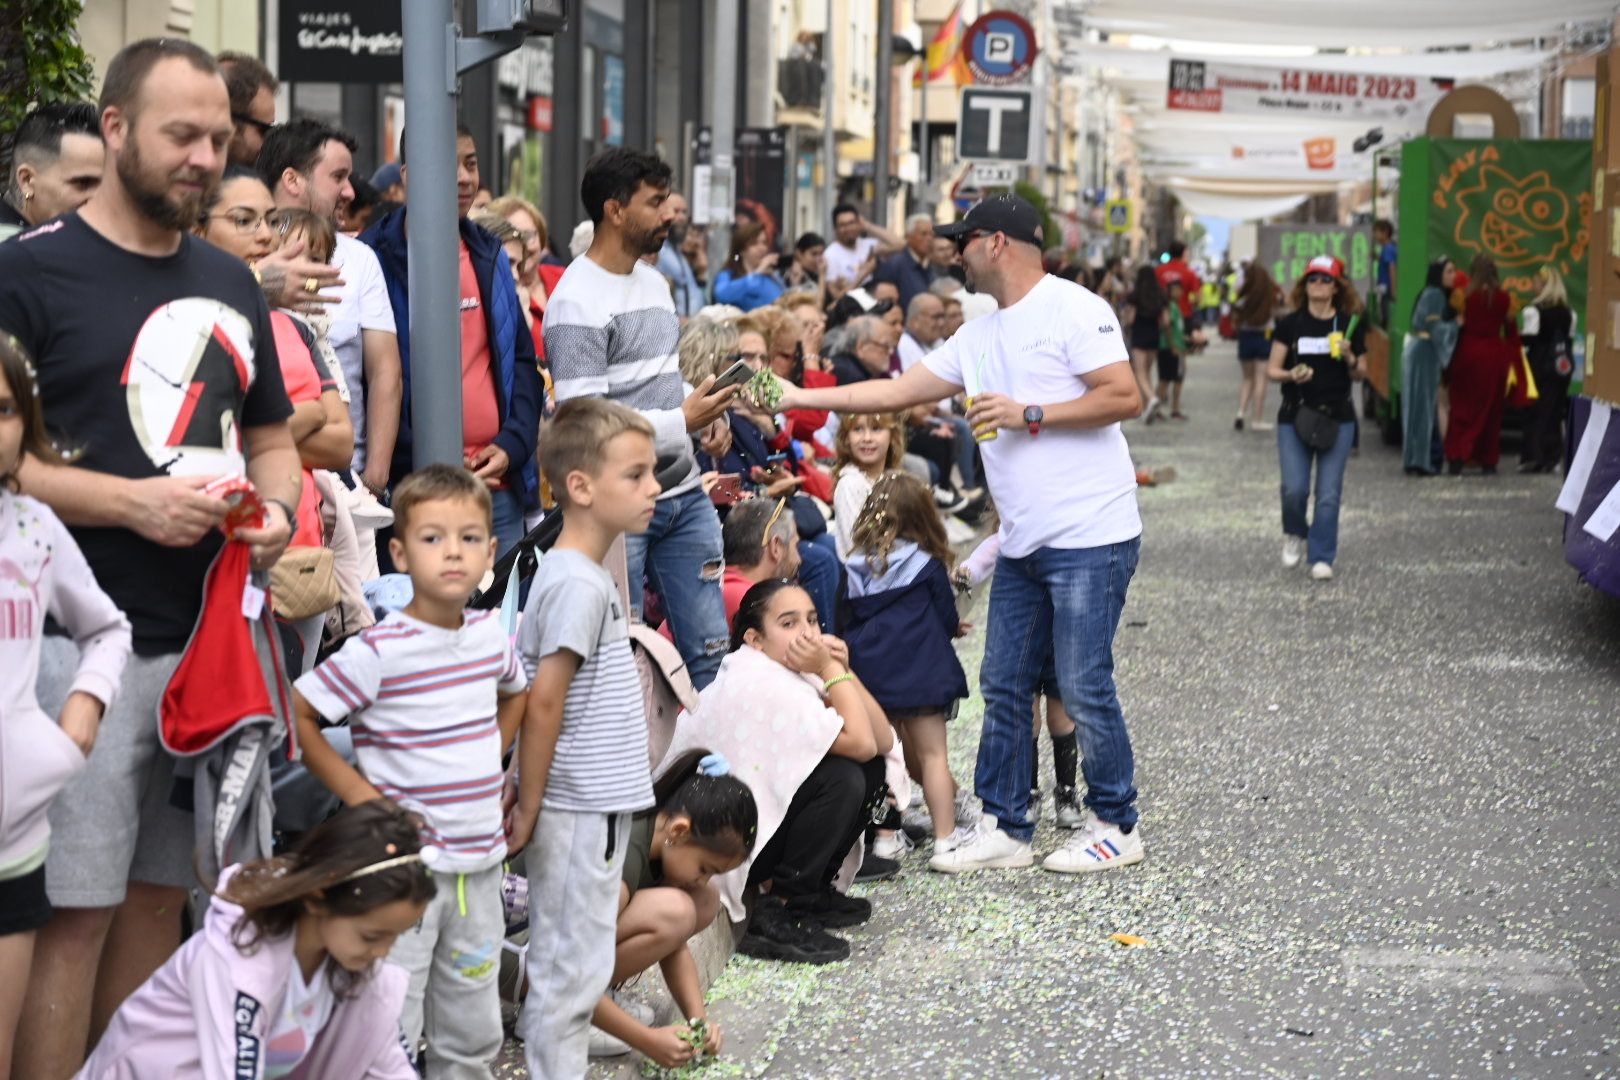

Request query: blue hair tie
[{"left": 697, "top": 753, "right": 731, "bottom": 777}]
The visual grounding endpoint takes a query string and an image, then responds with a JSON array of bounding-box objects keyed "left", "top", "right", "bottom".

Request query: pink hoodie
[
  {"left": 76, "top": 867, "right": 418, "bottom": 1080},
  {"left": 0, "top": 492, "right": 131, "bottom": 876}
]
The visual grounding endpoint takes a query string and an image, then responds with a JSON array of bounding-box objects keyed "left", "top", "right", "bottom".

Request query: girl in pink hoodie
[
  {"left": 77, "top": 800, "right": 436, "bottom": 1080},
  {"left": 0, "top": 337, "right": 132, "bottom": 1078}
]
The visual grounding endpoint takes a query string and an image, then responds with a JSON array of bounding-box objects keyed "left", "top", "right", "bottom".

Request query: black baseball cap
[{"left": 934, "top": 193, "right": 1044, "bottom": 247}]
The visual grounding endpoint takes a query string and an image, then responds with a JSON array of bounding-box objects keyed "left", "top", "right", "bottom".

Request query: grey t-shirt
[{"left": 518, "top": 548, "right": 654, "bottom": 813}]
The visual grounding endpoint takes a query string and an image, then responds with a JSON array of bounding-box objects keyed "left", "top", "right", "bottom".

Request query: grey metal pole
[
  {"left": 402, "top": 0, "right": 463, "bottom": 469},
  {"left": 872, "top": 0, "right": 894, "bottom": 227},
  {"left": 821, "top": 0, "right": 836, "bottom": 224},
  {"left": 706, "top": 0, "right": 739, "bottom": 293}
]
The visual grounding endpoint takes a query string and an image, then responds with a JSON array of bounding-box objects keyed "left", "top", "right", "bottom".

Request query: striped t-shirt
[
  {"left": 295, "top": 609, "right": 528, "bottom": 873},
  {"left": 543, "top": 254, "right": 698, "bottom": 497},
  {"left": 517, "top": 549, "right": 654, "bottom": 814}
]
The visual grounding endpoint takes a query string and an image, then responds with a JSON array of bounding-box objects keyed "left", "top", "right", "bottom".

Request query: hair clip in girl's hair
[
  {"left": 337, "top": 844, "right": 437, "bottom": 884},
  {"left": 697, "top": 753, "right": 731, "bottom": 777}
]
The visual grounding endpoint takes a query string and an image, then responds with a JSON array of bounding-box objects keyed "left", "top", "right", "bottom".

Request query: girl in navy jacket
[{"left": 842, "top": 472, "right": 970, "bottom": 848}]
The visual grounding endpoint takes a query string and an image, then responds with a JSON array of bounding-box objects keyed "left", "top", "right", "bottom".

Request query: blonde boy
[{"left": 509, "top": 398, "right": 661, "bottom": 1079}]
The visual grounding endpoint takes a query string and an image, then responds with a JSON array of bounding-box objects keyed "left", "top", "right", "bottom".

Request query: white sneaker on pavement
[
  {"left": 953, "top": 789, "right": 979, "bottom": 829},
  {"left": 928, "top": 813, "right": 1034, "bottom": 874},
  {"left": 933, "top": 825, "right": 974, "bottom": 855},
  {"left": 1041, "top": 814, "right": 1145, "bottom": 875},
  {"left": 588, "top": 993, "right": 655, "bottom": 1057},
  {"left": 1281, "top": 535, "right": 1305, "bottom": 569},
  {"left": 871, "top": 830, "right": 914, "bottom": 860},
  {"left": 1310, "top": 561, "right": 1334, "bottom": 581}
]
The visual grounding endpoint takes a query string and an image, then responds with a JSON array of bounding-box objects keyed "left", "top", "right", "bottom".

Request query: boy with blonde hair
[
  {"left": 293, "top": 464, "right": 529, "bottom": 1078},
  {"left": 509, "top": 398, "right": 663, "bottom": 1078}
]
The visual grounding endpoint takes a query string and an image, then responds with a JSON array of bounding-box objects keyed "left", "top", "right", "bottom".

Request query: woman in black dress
[{"left": 1122, "top": 265, "right": 1169, "bottom": 422}]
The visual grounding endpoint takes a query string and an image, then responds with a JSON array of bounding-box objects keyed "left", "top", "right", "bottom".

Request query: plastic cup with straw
[{"left": 963, "top": 351, "right": 998, "bottom": 442}]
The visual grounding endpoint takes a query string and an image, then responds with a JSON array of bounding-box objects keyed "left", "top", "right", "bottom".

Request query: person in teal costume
[{"left": 1402, "top": 257, "right": 1459, "bottom": 476}]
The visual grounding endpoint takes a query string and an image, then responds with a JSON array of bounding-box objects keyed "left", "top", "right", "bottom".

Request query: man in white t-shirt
[
  {"left": 258, "top": 117, "right": 402, "bottom": 494},
  {"left": 823, "top": 202, "right": 902, "bottom": 301},
  {"left": 778, "top": 194, "right": 1147, "bottom": 875}
]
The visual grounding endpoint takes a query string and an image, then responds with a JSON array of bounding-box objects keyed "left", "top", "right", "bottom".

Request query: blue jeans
[
  {"left": 977, "top": 539, "right": 1141, "bottom": 840},
  {"left": 491, "top": 487, "right": 523, "bottom": 561},
  {"left": 625, "top": 486, "right": 730, "bottom": 689},
  {"left": 943, "top": 415, "right": 979, "bottom": 488},
  {"left": 1278, "top": 420, "right": 1354, "bottom": 566},
  {"left": 797, "top": 532, "right": 842, "bottom": 633}
]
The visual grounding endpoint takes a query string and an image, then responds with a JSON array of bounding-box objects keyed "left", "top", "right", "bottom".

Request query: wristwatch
[{"left": 1024, "top": 405, "right": 1044, "bottom": 436}]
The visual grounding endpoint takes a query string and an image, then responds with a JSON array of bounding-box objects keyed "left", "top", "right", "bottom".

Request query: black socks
[{"left": 1051, "top": 729, "right": 1079, "bottom": 793}]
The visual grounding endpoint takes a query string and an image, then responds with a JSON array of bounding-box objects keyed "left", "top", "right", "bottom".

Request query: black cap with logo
[{"left": 933, "top": 193, "right": 1044, "bottom": 247}]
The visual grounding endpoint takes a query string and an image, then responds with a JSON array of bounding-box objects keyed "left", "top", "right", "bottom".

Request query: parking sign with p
[{"left": 964, "top": 11, "right": 1038, "bottom": 86}]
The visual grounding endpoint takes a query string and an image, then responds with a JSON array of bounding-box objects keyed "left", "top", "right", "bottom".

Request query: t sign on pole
[{"left": 957, "top": 87, "right": 1034, "bottom": 163}]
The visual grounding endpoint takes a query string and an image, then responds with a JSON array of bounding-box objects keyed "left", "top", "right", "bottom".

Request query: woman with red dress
[{"left": 1445, "top": 255, "right": 1519, "bottom": 476}]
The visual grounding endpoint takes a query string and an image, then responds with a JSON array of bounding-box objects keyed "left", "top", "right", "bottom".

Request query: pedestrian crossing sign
[{"left": 1106, "top": 200, "right": 1133, "bottom": 234}]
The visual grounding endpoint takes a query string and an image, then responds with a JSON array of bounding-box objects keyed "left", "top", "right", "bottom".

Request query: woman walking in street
[
  {"left": 1519, "top": 265, "right": 1576, "bottom": 473},
  {"left": 1123, "top": 265, "right": 1169, "bottom": 421},
  {"left": 1267, "top": 255, "right": 1367, "bottom": 582},
  {"left": 1233, "top": 262, "right": 1278, "bottom": 431},
  {"left": 1445, "top": 255, "right": 1519, "bottom": 476},
  {"left": 1401, "top": 257, "right": 1459, "bottom": 476}
]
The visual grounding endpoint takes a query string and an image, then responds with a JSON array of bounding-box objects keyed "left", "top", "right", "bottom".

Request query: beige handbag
[{"left": 270, "top": 544, "right": 341, "bottom": 620}]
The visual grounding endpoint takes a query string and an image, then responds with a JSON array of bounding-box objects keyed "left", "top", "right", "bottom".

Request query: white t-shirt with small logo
[
  {"left": 824, "top": 237, "right": 877, "bottom": 289},
  {"left": 922, "top": 275, "right": 1140, "bottom": 558}
]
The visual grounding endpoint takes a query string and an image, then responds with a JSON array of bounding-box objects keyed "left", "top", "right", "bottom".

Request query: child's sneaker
[
  {"left": 1053, "top": 786, "right": 1086, "bottom": 829},
  {"left": 870, "top": 830, "right": 914, "bottom": 860},
  {"left": 954, "top": 789, "right": 980, "bottom": 829},
  {"left": 1041, "top": 815, "right": 1145, "bottom": 874},
  {"left": 928, "top": 814, "right": 1034, "bottom": 874},
  {"left": 588, "top": 993, "right": 655, "bottom": 1057},
  {"left": 933, "top": 825, "right": 975, "bottom": 855}
]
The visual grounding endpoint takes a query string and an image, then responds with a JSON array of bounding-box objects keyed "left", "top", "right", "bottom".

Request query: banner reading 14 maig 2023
[{"left": 1167, "top": 58, "right": 1452, "bottom": 125}]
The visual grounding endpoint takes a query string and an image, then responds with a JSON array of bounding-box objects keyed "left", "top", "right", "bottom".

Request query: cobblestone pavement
[{"left": 496, "top": 339, "right": 1618, "bottom": 1079}]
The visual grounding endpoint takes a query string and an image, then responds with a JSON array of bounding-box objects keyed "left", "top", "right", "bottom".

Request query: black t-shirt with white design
[
  {"left": 0, "top": 213, "right": 292, "bottom": 653},
  {"left": 1272, "top": 307, "right": 1367, "bottom": 424}
]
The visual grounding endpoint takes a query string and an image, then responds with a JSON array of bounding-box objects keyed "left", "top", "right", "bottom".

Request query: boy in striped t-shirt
[
  {"left": 292, "top": 464, "right": 529, "bottom": 1077},
  {"left": 508, "top": 398, "right": 661, "bottom": 1079}
]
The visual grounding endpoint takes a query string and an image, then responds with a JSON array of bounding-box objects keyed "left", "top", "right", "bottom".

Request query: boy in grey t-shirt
[{"left": 511, "top": 398, "right": 662, "bottom": 1079}]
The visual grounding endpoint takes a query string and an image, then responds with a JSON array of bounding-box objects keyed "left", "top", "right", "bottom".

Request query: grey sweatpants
[
  {"left": 390, "top": 862, "right": 506, "bottom": 1079},
  {"left": 521, "top": 809, "right": 628, "bottom": 1080}
]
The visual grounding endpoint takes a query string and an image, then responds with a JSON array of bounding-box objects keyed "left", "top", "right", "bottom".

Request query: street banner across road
[{"left": 1167, "top": 58, "right": 1452, "bottom": 124}]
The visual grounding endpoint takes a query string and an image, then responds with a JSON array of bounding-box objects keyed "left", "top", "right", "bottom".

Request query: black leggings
[{"left": 747, "top": 755, "right": 886, "bottom": 900}]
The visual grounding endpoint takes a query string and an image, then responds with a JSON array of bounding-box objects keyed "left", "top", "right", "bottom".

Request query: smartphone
[
  {"left": 765, "top": 451, "right": 790, "bottom": 467},
  {"left": 712, "top": 359, "right": 755, "bottom": 392},
  {"left": 709, "top": 473, "right": 746, "bottom": 506}
]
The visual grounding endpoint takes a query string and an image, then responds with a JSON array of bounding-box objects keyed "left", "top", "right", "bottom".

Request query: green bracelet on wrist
[{"left": 823, "top": 672, "right": 855, "bottom": 692}]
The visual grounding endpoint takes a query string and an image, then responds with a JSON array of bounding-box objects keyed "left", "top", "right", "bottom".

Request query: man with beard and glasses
[
  {"left": 655, "top": 190, "right": 703, "bottom": 318},
  {"left": 545, "top": 147, "right": 738, "bottom": 689},
  {"left": 361, "top": 121, "right": 541, "bottom": 557},
  {"left": 0, "top": 101, "right": 104, "bottom": 241},
  {"left": 0, "top": 39, "right": 300, "bottom": 1078},
  {"left": 260, "top": 117, "right": 403, "bottom": 498}
]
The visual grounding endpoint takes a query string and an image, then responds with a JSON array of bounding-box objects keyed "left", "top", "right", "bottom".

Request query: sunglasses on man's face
[
  {"left": 233, "top": 113, "right": 275, "bottom": 137},
  {"left": 954, "top": 229, "right": 990, "bottom": 256}
]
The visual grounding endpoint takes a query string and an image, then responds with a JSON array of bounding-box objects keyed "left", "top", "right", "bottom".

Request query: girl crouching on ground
[
  {"left": 590, "top": 752, "right": 758, "bottom": 1069},
  {"left": 76, "top": 800, "right": 434, "bottom": 1080}
]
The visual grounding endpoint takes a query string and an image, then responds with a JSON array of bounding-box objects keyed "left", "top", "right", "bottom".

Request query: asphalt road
[{"left": 494, "top": 338, "right": 1619, "bottom": 1079}]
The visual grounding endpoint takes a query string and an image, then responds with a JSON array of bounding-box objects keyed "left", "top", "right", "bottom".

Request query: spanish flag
[{"left": 914, "top": 3, "right": 972, "bottom": 87}]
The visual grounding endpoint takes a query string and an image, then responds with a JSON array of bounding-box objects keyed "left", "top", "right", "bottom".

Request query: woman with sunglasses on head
[{"left": 1266, "top": 255, "right": 1367, "bottom": 582}]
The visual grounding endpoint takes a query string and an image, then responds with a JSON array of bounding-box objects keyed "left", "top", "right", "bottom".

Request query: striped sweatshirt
[{"left": 296, "top": 609, "right": 528, "bottom": 873}]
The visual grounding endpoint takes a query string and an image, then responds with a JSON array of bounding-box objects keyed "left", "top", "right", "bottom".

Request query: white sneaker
[
  {"left": 933, "top": 486, "right": 968, "bottom": 513},
  {"left": 1281, "top": 536, "right": 1305, "bottom": 569},
  {"left": 1041, "top": 815, "right": 1145, "bottom": 875},
  {"left": 1251, "top": 420, "right": 1275, "bottom": 432},
  {"left": 1310, "top": 561, "right": 1334, "bottom": 581},
  {"left": 928, "top": 813, "right": 1034, "bottom": 874},
  {"left": 871, "top": 830, "right": 914, "bottom": 860},
  {"left": 588, "top": 994, "right": 654, "bottom": 1057},
  {"left": 953, "top": 789, "right": 979, "bottom": 829},
  {"left": 933, "top": 825, "right": 974, "bottom": 855}
]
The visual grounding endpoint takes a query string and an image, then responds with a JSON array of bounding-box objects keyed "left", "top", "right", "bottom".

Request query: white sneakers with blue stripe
[{"left": 1041, "top": 812, "right": 1145, "bottom": 875}]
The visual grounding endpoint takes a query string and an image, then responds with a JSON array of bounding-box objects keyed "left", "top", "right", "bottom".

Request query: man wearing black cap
[{"left": 776, "top": 194, "right": 1147, "bottom": 876}]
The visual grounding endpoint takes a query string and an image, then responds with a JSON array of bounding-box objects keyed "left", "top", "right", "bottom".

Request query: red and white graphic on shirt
[{"left": 120, "top": 297, "right": 258, "bottom": 476}]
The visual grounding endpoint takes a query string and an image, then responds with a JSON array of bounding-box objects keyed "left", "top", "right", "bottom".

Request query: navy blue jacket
[
  {"left": 842, "top": 547, "right": 968, "bottom": 711},
  {"left": 871, "top": 249, "right": 932, "bottom": 311},
  {"left": 361, "top": 207, "right": 541, "bottom": 506}
]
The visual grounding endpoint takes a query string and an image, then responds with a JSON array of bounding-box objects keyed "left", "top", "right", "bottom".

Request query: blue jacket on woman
[
  {"left": 842, "top": 542, "right": 968, "bottom": 711},
  {"left": 713, "top": 268, "right": 784, "bottom": 310},
  {"left": 361, "top": 207, "right": 542, "bottom": 507}
]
